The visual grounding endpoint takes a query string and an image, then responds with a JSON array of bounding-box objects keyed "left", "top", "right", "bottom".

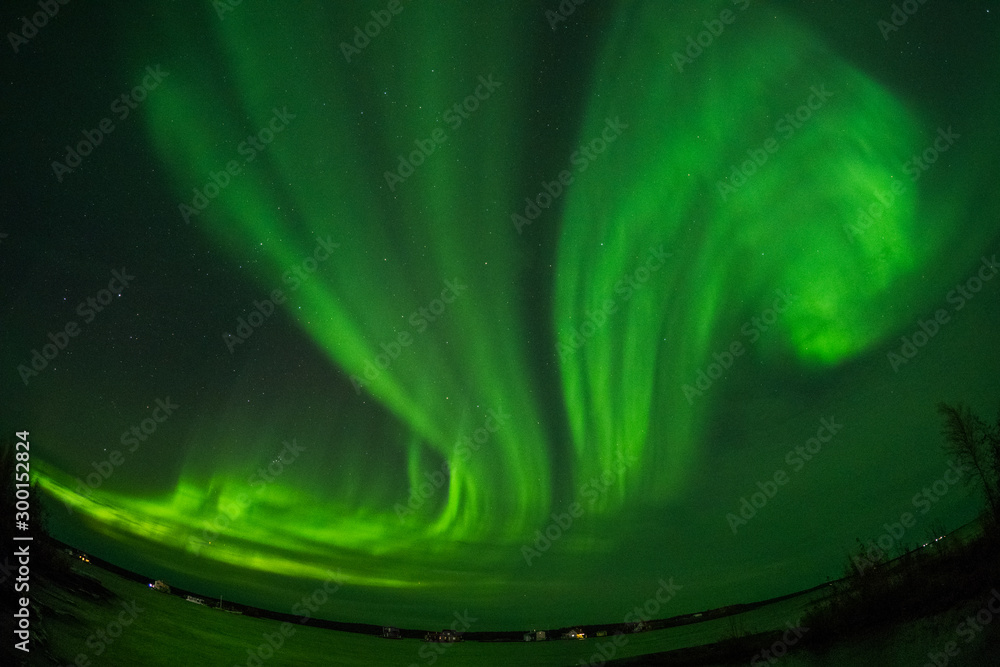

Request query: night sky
[{"left": 4, "top": 0, "right": 999, "bottom": 631}]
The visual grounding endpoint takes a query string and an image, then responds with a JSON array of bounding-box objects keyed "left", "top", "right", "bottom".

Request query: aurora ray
[{"left": 27, "top": 0, "right": 999, "bottom": 627}]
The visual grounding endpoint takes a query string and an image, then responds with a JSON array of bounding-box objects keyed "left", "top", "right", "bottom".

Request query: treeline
[{"left": 803, "top": 402, "right": 1000, "bottom": 646}]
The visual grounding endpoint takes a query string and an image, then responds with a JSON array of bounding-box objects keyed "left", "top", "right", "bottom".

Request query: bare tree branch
[{"left": 937, "top": 402, "right": 1000, "bottom": 527}]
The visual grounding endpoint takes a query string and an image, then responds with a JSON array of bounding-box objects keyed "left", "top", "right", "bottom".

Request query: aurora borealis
[{"left": 6, "top": 0, "right": 1000, "bottom": 631}]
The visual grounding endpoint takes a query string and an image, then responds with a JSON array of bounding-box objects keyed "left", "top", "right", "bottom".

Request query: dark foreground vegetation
[
  {"left": 3, "top": 442, "right": 116, "bottom": 666},
  {"left": 607, "top": 402, "right": 1000, "bottom": 665},
  {"left": 5, "top": 401, "right": 998, "bottom": 665},
  {"left": 800, "top": 402, "right": 1000, "bottom": 650}
]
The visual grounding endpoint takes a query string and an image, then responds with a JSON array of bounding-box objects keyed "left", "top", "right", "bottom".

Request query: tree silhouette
[{"left": 937, "top": 402, "right": 1000, "bottom": 528}]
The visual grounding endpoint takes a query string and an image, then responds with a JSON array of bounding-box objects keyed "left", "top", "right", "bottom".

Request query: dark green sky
[{"left": 3, "top": 0, "right": 999, "bottom": 630}]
